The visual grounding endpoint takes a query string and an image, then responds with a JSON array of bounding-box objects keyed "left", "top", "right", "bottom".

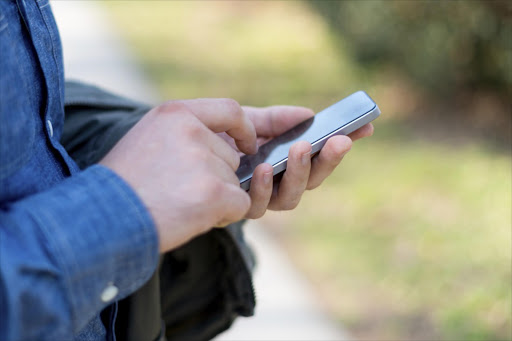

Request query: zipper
[{"left": 223, "top": 224, "right": 257, "bottom": 316}]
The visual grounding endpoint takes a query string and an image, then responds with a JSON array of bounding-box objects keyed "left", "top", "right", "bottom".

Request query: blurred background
[{"left": 99, "top": 1, "right": 510, "bottom": 340}]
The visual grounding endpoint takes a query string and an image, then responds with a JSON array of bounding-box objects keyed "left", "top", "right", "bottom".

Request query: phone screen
[{"left": 236, "top": 91, "right": 379, "bottom": 189}]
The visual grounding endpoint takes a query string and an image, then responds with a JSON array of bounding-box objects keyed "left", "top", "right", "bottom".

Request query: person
[{"left": 0, "top": 1, "right": 374, "bottom": 340}]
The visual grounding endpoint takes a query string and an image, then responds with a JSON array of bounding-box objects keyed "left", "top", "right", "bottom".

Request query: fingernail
[
  {"left": 263, "top": 172, "right": 272, "bottom": 185},
  {"left": 301, "top": 152, "right": 310, "bottom": 166}
]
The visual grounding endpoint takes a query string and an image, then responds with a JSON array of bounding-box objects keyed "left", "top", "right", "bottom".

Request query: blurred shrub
[{"left": 307, "top": 1, "right": 511, "bottom": 100}]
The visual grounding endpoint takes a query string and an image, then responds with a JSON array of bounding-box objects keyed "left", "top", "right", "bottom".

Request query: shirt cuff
[{"left": 24, "top": 164, "right": 159, "bottom": 327}]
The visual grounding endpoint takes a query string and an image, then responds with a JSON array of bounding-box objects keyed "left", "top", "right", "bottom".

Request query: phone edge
[{"left": 240, "top": 104, "right": 380, "bottom": 191}]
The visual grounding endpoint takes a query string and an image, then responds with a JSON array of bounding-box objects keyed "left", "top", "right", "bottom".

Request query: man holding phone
[
  {"left": 0, "top": 0, "right": 373, "bottom": 340},
  {"left": 100, "top": 99, "right": 374, "bottom": 252}
]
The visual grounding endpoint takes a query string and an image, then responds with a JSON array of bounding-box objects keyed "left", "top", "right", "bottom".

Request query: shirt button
[
  {"left": 46, "top": 120, "right": 53, "bottom": 138},
  {"left": 100, "top": 283, "right": 119, "bottom": 302}
]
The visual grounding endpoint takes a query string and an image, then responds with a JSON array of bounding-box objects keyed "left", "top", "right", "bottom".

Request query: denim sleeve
[{"left": 0, "top": 165, "right": 159, "bottom": 339}]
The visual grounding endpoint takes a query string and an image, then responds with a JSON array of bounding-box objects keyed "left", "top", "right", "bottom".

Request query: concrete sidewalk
[{"left": 52, "top": 1, "right": 349, "bottom": 340}]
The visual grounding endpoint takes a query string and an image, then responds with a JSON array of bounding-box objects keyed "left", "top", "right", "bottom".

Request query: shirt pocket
[{"left": 0, "top": 12, "right": 36, "bottom": 179}]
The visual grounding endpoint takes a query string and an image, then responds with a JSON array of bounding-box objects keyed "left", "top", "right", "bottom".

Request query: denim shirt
[{"left": 0, "top": 1, "right": 159, "bottom": 340}]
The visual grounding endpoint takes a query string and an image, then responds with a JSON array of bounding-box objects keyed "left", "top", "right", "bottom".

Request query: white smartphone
[{"left": 236, "top": 91, "right": 381, "bottom": 191}]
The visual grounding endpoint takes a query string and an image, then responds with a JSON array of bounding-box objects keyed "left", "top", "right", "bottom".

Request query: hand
[
  {"left": 100, "top": 99, "right": 257, "bottom": 253},
  {"left": 219, "top": 105, "right": 374, "bottom": 218}
]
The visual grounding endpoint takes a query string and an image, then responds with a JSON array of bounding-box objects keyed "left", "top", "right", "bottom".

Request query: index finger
[
  {"left": 179, "top": 98, "right": 258, "bottom": 154},
  {"left": 243, "top": 105, "right": 315, "bottom": 137}
]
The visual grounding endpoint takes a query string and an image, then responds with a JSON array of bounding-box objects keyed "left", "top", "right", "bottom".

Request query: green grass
[
  {"left": 269, "top": 129, "right": 511, "bottom": 340},
  {"left": 104, "top": 2, "right": 511, "bottom": 340}
]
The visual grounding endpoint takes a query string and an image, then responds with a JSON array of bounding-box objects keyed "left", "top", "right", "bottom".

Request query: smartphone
[{"left": 236, "top": 91, "right": 380, "bottom": 191}]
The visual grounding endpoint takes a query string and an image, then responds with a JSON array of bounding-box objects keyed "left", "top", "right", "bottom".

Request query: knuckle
[
  {"left": 194, "top": 177, "right": 211, "bottom": 199},
  {"left": 222, "top": 98, "right": 243, "bottom": 119},
  {"left": 222, "top": 98, "right": 242, "bottom": 111},
  {"left": 184, "top": 121, "right": 204, "bottom": 139},
  {"left": 157, "top": 100, "right": 189, "bottom": 115},
  {"left": 280, "top": 198, "right": 300, "bottom": 211},
  {"left": 200, "top": 178, "right": 225, "bottom": 206},
  {"left": 208, "top": 177, "right": 225, "bottom": 197}
]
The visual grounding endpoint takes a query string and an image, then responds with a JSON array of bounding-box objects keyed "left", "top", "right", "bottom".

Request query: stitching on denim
[
  {"left": 26, "top": 203, "right": 78, "bottom": 335},
  {"left": 38, "top": 2, "right": 64, "bottom": 120}
]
